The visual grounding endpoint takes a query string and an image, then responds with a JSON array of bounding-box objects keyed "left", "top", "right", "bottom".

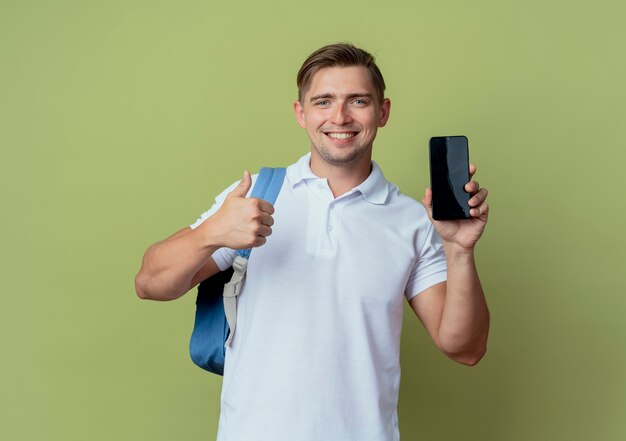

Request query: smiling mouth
[{"left": 324, "top": 132, "right": 358, "bottom": 139}]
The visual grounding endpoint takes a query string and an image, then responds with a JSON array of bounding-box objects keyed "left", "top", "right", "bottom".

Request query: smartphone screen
[{"left": 429, "top": 136, "right": 471, "bottom": 220}]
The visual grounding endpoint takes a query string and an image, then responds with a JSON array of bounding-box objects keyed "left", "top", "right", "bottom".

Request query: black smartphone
[{"left": 429, "top": 136, "right": 471, "bottom": 220}]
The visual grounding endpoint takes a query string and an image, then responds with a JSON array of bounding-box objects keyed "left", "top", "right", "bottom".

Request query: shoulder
[
  {"left": 367, "top": 161, "right": 429, "bottom": 219},
  {"left": 384, "top": 181, "right": 430, "bottom": 224}
]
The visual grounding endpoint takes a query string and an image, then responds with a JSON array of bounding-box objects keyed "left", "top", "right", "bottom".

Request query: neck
[{"left": 309, "top": 151, "right": 372, "bottom": 198}]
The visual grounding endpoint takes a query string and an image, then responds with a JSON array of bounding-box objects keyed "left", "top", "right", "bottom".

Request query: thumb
[
  {"left": 227, "top": 170, "right": 252, "bottom": 199},
  {"left": 422, "top": 187, "right": 434, "bottom": 218}
]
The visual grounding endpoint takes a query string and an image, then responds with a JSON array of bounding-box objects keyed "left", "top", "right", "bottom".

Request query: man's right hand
[{"left": 199, "top": 171, "right": 275, "bottom": 250}]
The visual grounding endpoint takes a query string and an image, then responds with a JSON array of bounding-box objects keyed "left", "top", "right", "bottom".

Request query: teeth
[{"left": 327, "top": 132, "right": 355, "bottom": 139}]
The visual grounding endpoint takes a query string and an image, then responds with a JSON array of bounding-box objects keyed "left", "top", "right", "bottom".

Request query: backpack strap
[{"left": 223, "top": 167, "right": 286, "bottom": 347}]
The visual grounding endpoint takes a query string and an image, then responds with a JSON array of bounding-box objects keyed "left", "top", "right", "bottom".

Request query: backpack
[{"left": 189, "top": 167, "right": 286, "bottom": 375}]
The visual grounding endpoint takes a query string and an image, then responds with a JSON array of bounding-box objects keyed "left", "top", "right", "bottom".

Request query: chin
[{"left": 317, "top": 146, "right": 368, "bottom": 167}]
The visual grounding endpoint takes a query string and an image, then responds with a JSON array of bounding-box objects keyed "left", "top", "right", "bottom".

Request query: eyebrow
[{"left": 309, "top": 93, "right": 373, "bottom": 103}]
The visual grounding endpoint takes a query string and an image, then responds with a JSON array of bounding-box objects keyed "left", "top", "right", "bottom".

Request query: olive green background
[{"left": 2, "top": 0, "right": 625, "bottom": 440}]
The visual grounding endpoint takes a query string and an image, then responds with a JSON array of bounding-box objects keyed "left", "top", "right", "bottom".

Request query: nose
[{"left": 330, "top": 102, "right": 352, "bottom": 125}]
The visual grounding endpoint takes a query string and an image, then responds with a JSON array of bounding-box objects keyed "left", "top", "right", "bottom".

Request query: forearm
[
  {"left": 437, "top": 243, "right": 490, "bottom": 364},
  {"left": 135, "top": 226, "right": 220, "bottom": 301}
]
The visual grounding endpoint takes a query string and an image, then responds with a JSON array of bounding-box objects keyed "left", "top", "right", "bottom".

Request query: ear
[
  {"left": 293, "top": 100, "right": 307, "bottom": 129},
  {"left": 378, "top": 98, "right": 391, "bottom": 128}
]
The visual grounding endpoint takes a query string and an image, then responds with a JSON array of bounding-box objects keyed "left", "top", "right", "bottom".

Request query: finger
[
  {"left": 469, "top": 164, "right": 477, "bottom": 178},
  {"left": 252, "top": 227, "right": 274, "bottom": 246},
  {"left": 468, "top": 188, "right": 488, "bottom": 207},
  {"left": 465, "top": 180, "right": 480, "bottom": 194},
  {"left": 252, "top": 235, "right": 267, "bottom": 247},
  {"left": 258, "top": 199, "right": 275, "bottom": 215},
  {"left": 470, "top": 202, "right": 489, "bottom": 217},
  {"left": 227, "top": 170, "right": 252, "bottom": 199},
  {"left": 255, "top": 225, "right": 272, "bottom": 238},
  {"left": 259, "top": 212, "right": 274, "bottom": 227}
]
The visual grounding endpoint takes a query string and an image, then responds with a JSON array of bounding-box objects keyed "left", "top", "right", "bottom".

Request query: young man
[{"left": 135, "top": 43, "right": 490, "bottom": 441}]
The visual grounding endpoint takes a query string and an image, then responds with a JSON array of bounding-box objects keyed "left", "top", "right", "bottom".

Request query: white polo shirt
[{"left": 191, "top": 153, "right": 447, "bottom": 441}]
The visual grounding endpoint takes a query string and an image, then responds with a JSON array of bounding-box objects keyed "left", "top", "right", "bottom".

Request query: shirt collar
[{"left": 286, "top": 153, "right": 389, "bottom": 205}]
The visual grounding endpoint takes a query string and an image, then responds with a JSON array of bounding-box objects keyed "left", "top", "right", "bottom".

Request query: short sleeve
[{"left": 405, "top": 222, "right": 448, "bottom": 300}]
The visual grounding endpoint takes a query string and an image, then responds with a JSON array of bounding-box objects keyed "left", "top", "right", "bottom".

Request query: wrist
[
  {"left": 443, "top": 241, "right": 475, "bottom": 263},
  {"left": 195, "top": 217, "right": 225, "bottom": 250}
]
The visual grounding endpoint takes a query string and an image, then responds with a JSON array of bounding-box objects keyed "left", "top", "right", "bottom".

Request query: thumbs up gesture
[{"left": 200, "top": 171, "right": 276, "bottom": 250}]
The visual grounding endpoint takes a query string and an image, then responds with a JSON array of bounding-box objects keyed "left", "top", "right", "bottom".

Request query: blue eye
[{"left": 316, "top": 100, "right": 330, "bottom": 106}]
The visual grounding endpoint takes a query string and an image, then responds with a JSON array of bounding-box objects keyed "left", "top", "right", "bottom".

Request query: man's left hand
[{"left": 422, "top": 164, "right": 489, "bottom": 251}]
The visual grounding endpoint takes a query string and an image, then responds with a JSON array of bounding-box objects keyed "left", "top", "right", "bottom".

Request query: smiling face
[{"left": 294, "top": 66, "right": 391, "bottom": 173}]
